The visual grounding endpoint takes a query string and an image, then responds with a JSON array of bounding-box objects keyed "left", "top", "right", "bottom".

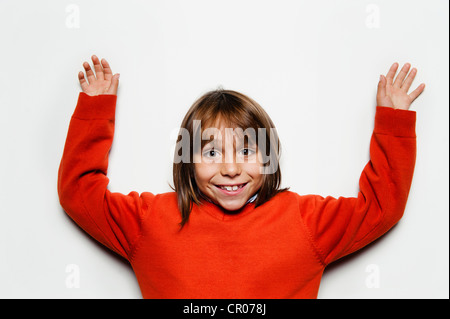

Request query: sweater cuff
[
  {"left": 374, "top": 106, "right": 416, "bottom": 138},
  {"left": 72, "top": 92, "right": 117, "bottom": 120}
]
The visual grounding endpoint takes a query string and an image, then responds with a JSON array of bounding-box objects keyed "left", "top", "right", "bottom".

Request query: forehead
[
  {"left": 201, "top": 115, "right": 237, "bottom": 130},
  {"left": 199, "top": 125, "right": 257, "bottom": 152},
  {"left": 203, "top": 119, "right": 257, "bottom": 138}
]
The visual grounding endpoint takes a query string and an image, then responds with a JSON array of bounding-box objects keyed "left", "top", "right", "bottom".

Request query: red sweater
[{"left": 58, "top": 93, "right": 416, "bottom": 298}]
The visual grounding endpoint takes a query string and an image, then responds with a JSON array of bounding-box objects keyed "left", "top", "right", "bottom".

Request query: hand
[
  {"left": 377, "top": 62, "right": 425, "bottom": 110},
  {"left": 78, "top": 55, "right": 120, "bottom": 96}
]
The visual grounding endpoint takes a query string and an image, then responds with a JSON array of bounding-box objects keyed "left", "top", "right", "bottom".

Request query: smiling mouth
[{"left": 215, "top": 183, "right": 247, "bottom": 192}]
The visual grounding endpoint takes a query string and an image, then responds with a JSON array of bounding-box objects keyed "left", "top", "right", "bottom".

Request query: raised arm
[
  {"left": 298, "top": 63, "right": 425, "bottom": 266},
  {"left": 58, "top": 56, "right": 154, "bottom": 260}
]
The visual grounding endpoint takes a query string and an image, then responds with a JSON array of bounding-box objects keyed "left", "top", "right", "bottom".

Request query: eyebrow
[
  {"left": 201, "top": 137, "right": 257, "bottom": 150},
  {"left": 199, "top": 127, "right": 259, "bottom": 151},
  {"left": 202, "top": 140, "right": 222, "bottom": 150}
]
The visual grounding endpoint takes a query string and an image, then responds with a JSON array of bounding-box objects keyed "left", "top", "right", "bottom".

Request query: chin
[{"left": 218, "top": 200, "right": 247, "bottom": 212}]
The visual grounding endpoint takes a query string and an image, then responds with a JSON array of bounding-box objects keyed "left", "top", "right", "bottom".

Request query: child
[{"left": 58, "top": 55, "right": 425, "bottom": 298}]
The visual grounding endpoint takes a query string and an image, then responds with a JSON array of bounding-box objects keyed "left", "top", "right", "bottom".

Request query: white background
[{"left": 0, "top": 0, "right": 448, "bottom": 299}]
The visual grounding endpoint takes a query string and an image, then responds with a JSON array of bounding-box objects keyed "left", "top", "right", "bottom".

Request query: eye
[
  {"left": 203, "top": 149, "right": 221, "bottom": 158},
  {"left": 239, "top": 148, "right": 255, "bottom": 156}
]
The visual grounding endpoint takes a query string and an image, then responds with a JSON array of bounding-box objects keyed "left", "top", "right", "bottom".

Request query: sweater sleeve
[
  {"left": 57, "top": 92, "right": 155, "bottom": 260},
  {"left": 298, "top": 106, "right": 416, "bottom": 266}
]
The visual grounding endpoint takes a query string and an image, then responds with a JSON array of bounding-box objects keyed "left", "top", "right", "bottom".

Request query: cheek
[
  {"left": 246, "top": 151, "right": 264, "bottom": 174},
  {"left": 194, "top": 163, "right": 216, "bottom": 186},
  {"left": 242, "top": 162, "right": 263, "bottom": 183}
]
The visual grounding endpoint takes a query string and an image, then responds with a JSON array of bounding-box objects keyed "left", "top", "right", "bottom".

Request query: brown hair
[{"left": 172, "top": 88, "right": 288, "bottom": 227}]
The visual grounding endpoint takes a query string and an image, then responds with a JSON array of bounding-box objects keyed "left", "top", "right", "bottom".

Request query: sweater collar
[
  {"left": 196, "top": 193, "right": 259, "bottom": 221},
  {"left": 200, "top": 192, "right": 258, "bottom": 205}
]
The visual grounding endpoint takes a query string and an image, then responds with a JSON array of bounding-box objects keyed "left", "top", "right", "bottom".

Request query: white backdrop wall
[{"left": 0, "top": 0, "right": 448, "bottom": 298}]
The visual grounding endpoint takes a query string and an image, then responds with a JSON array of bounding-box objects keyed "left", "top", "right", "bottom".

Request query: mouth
[{"left": 214, "top": 183, "right": 248, "bottom": 195}]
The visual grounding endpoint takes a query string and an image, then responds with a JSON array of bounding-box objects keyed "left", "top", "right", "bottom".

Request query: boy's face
[{"left": 194, "top": 124, "right": 263, "bottom": 212}]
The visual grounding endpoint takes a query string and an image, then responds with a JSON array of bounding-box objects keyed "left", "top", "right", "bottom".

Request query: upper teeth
[{"left": 221, "top": 185, "right": 242, "bottom": 191}]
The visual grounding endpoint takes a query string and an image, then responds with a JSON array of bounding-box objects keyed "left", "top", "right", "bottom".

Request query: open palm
[
  {"left": 78, "top": 55, "right": 120, "bottom": 96},
  {"left": 377, "top": 63, "right": 425, "bottom": 110}
]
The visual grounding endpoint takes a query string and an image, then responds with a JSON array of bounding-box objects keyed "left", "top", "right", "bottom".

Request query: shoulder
[
  {"left": 137, "top": 191, "right": 178, "bottom": 212},
  {"left": 268, "top": 190, "right": 319, "bottom": 212},
  {"left": 141, "top": 191, "right": 180, "bottom": 225},
  {"left": 153, "top": 191, "right": 178, "bottom": 206},
  {"left": 274, "top": 190, "right": 298, "bottom": 200},
  {"left": 263, "top": 190, "right": 301, "bottom": 209}
]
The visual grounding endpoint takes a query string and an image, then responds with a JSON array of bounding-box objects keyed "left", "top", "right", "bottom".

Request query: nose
[
  {"left": 220, "top": 161, "right": 241, "bottom": 178},
  {"left": 220, "top": 135, "right": 241, "bottom": 177}
]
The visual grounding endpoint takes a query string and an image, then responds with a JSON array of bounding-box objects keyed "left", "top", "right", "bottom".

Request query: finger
[
  {"left": 393, "top": 63, "right": 411, "bottom": 88},
  {"left": 377, "top": 74, "right": 386, "bottom": 100},
  {"left": 385, "top": 62, "right": 399, "bottom": 86},
  {"left": 91, "top": 55, "right": 104, "bottom": 80},
  {"left": 101, "top": 58, "right": 113, "bottom": 81},
  {"left": 107, "top": 73, "right": 120, "bottom": 95},
  {"left": 408, "top": 83, "right": 426, "bottom": 102},
  {"left": 401, "top": 67, "right": 417, "bottom": 92},
  {"left": 78, "top": 71, "right": 89, "bottom": 91},
  {"left": 83, "top": 61, "right": 96, "bottom": 83}
]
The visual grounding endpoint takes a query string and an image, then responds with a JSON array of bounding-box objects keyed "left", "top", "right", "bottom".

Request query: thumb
[
  {"left": 377, "top": 75, "right": 386, "bottom": 95},
  {"left": 376, "top": 75, "right": 386, "bottom": 101},
  {"left": 107, "top": 73, "right": 120, "bottom": 95}
]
